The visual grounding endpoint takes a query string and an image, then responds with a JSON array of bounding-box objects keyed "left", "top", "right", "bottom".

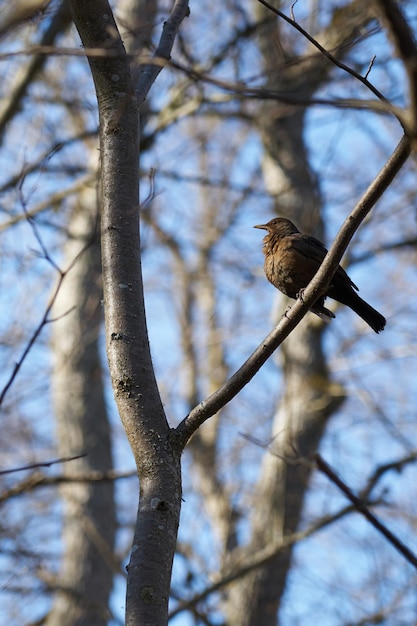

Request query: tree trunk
[
  {"left": 48, "top": 191, "right": 116, "bottom": 626},
  {"left": 69, "top": 2, "right": 188, "bottom": 623},
  {"left": 223, "top": 4, "right": 372, "bottom": 623}
]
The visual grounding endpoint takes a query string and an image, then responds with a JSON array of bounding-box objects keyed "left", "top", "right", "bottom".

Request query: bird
[{"left": 254, "top": 217, "right": 386, "bottom": 333}]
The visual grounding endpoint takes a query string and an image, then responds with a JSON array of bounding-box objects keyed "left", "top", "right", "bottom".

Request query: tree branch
[
  {"left": 0, "top": 454, "right": 85, "bottom": 476},
  {"left": 136, "top": 0, "right": 190, "bottom": 106},
  {"left": 169, "top": 500, "right": 357, "bottom": 619},
  {"left": 166, "top": 56, "right": 401, "bottom": 118},
  {"left": 373, "top": 0, "right": 417, "bottom": 137},
  {"left": 0, "top": 196, "right": 94, "bottom": 407},
  {"left": 315, "top": 453, "right": 417, "bottom": 569},
  {"left": 257, "top": 0, "right": 387, "bottom": 103},
  {"left": 0, "top": 467, "right": 136, "bottom": 503},
  {"left": 176, "top": 134, "right": 410, "bottom": 447},
  {"left": 0, "top": 0, "right": 72, "bottom": 142}
]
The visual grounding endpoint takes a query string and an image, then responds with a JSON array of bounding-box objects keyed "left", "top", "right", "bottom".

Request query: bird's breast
[{"left": 263, "top": 240, "right": 316, "bottom": 299}]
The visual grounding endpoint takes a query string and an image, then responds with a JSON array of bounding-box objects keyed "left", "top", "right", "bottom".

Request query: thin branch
[
  {"left": 0, "top": 468, "right": 136, "bottom": 502},
  {"left": 0, "top": 0, "right": 72, "bottom": 141},
  {"left": 290, "top": 0, "right": 298, "bottom": 22},
  {"left": 0, "top": 42, "right": 400, "bottom": 117},
  {"left": 0, "top": 0, "right": 51, "bottom": 38},
  {"left": 136, "top": 0, "right": 190, "bottom": 106},
  {"left": 359, "top": 451, "right": 417, "bottom": 501},
  {"left": 0, "top": 454, "right": 85, "bottom": 476},
  {"left": 257, "top": 0, "right": 388, "bottom": 104},
  {"left": 373, "top": 0, "right": 417, "bottom": 133},
  {"left": 351, "top": 236, "right": 417, "bottom": 264},
  {"left": 0, "top": 44, "right": 136, "bottom": 61},
  {"left": 0, "top": 175, "right": 95, "bottom": 231},
  {"left": 20, "top": 182, "right": 60, "bottom": 272},
  {"left": 0, "top": 129, "right": 96, "bottom": 195},
  {"left": 1, "top": 276, "right": 60, "bottom": 406},
  {"left": 315, "top": 453, "right": 417, "bottom": 569},
  {"left": 0, "top": 189, "right": 97, "bottom": 406},
  {"left": 157, "top": 167, "right": 267, "bottom": 197},
  {"left": 364, "top": 54, "right": 376, "bottom": 80},
  {"left": 168, "top": 55, "right": 400, "bottom": 115},
  {"left": 175, "top": 134, "right": 410, "bottom": 448}
]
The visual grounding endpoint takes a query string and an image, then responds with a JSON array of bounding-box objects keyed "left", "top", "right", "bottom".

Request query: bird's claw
[{"left": 297, "top": 288, "right": 306, "bottom": 302}]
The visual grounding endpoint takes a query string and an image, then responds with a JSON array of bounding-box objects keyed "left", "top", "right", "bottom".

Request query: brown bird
[{"left": 254, "top": 217, "right": 386, "bottom": 333}]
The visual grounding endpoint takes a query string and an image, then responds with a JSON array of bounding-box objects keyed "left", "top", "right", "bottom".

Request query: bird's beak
[{"left": 254, "top": 224, "right": 268, "bottom": 230}]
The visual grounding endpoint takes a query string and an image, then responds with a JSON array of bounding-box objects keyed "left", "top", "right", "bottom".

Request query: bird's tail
[{"left": 343, "top": 291, "right": 386, "bottom": 333}]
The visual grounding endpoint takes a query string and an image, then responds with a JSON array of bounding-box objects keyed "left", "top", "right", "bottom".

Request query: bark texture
[{"left": 69, "top": 2, "right": 187, "bottom": 623}]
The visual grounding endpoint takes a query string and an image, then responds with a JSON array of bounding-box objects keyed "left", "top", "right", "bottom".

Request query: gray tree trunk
[
  {"left": 223, "top": 4, "right": 371, "bottom": 624},
  {"left": 47, "top": 189, "right": 116, "bottom": 626},
  {"left": 47, "top": 2, "right": 159, "bottom": 623},
  {"left": 69, "top": 1, "right": 189, "bottom": 623}
]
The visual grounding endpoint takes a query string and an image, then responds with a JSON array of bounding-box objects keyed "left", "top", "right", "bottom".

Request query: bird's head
[{"left": 254, "top": 217, "right": 300, "bottom": 237}]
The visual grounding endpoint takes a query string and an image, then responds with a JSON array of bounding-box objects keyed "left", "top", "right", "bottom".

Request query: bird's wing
[
  {"left": 291, "top": 234, "right": 358, "bottom": 291},
  {"left": 290, "top": 234, "right": 327, "bottom": 268}
]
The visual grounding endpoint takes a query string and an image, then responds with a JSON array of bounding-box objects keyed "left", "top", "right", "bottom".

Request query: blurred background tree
[{"left": 1, "top": 1, "right": 417, "bottom": 625}]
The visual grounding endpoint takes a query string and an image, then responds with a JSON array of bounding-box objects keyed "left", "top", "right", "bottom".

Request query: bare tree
[{"left": 1, "top": 1, "right": 417, "bottom": 625}]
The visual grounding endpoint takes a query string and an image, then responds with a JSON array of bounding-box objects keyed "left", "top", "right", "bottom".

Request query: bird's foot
[{"left": 297, "top": 288, "right": 306, "bottom": 302}]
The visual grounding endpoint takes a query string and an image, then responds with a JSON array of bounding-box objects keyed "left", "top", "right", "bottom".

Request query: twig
[
  {"left": 0, "top": 454, "right": 85, "bottom": 476},
  {"left": 0, "top": 467, "right": 136, "bottom": 501},
  {"left": 0, "top": 175, "right": 94, "bottom": 231},
  {"left": 0, "top": 182, "right": 97, "bottom": 406},
  {"left": 0, "top": 132, "right": 96, "bottom": 193},
  {"left": 290, "top": 0, "right": 298, "bottom": 22},
  {"left": 0, "top": 274, "right": 64, "bottom": 407},
  {"left": 364, "top": 54, "right": 376, "bottom": 80},
  {"left": 359, "top": 452, "right": 417, "bottom": 500},
  {"left": 20, "top": 180, "right": 61, "bottom": 272}
]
